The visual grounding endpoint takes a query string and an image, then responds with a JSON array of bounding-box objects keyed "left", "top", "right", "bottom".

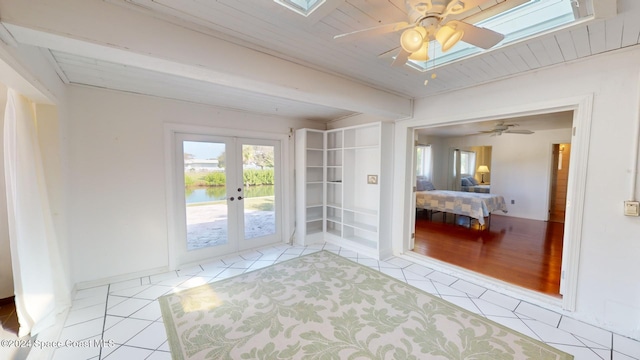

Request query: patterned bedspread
[{"left": 416, "top": 190, "right": 508, "bottom": 225}]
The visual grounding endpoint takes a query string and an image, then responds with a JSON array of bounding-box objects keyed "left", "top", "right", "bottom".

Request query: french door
[{"left": 174, "top": 133, "right": 281, "bottom": 266}]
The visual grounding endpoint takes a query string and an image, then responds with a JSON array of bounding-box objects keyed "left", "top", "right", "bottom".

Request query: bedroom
[
  {"left": 410, "top": 111, "right": 574, "bottom": 297},
  {"left": 0, "top": 0, "right": 639, "bottom": 358}
]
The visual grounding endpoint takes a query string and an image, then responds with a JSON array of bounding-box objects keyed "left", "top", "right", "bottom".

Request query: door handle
[{"left": 238, "top": 196, "right": 243, "bottom": 200}]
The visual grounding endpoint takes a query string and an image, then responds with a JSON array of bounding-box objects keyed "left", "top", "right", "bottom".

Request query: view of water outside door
[{"left": 182, "top": 140, "right": 276, "bottom": 251}]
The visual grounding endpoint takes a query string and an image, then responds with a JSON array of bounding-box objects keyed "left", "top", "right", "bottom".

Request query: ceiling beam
[{"left": 0, "top": 0, "right": 412, "bottom": 120}]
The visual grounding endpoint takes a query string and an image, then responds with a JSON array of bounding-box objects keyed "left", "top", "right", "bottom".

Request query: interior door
[{"left": 175, "top": 134, "right": 281, "bottom": 266}]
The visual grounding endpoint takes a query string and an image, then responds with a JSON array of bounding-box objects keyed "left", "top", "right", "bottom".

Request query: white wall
[
  {"left": 394, "top": 46, "right": 640, "bottom": 339},
  {"left": 67, "top": 86, "right": 324, "bottom": 285},
  {"left": 439, "top": 128, "right": 572, "bottom": 220}
]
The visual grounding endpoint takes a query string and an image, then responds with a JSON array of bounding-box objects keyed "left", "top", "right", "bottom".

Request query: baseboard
[{"left": 74, "top": 266, "right": 170, "bottom": 290}]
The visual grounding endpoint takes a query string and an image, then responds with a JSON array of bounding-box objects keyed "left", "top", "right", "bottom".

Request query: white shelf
[
  {"left": 306, "top": 206, "right": 323, "bottom": 222},
  {"left": 306, "top": 220, "right": 323, "bottom": 235},
  {"left": 327, "top": 130, "right": 343, "bottom": 150},
  {"left": 306, "top": 130, "right": 324, "bottom": 149},
  {"left": 343, "top": 207, "right": 377, "bottom": 216},
  {"left": 296, "top": 123, "right": 392, "bottom": 258},
  {"left": 327, "top": 149, "right": 342, "bottom": 167},
  {"left": 343, "top": 145, "right": 378, "bottom": 151},
  {"left": 326, "top": 228, "right": 341, "bottom": 237},
  {"left": 327, "top": 215, "right": 342, "bottom": 223},
  {"left": 344, "top": 221, "right": 376, "bottom": 233}
]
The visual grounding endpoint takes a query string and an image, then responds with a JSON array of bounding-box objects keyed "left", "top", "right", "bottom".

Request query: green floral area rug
[{"left": 159, "top": 251, "right": 573, "bottom": 359}]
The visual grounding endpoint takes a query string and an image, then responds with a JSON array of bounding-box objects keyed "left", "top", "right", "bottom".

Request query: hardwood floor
[
  {"left": 0, "top": 296, "right": 19, "bottom": 336},
  {"left": 413, "top": 211, "right": 564, "bottom": 297}
]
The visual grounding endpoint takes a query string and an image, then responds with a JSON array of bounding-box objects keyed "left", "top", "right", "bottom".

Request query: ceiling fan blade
[
  {"left": 334, "top": 21, "right": 411, "bottom": 42},
  {"left": 442, "top": 0, "right": 493, "bottom": 17},
  {"left": 378, "top": 47, "right": 400, "bottom": 59},
  {"left": 446, "top": 20, "right": 505, "bottom": 49},
  {"left": 392, "top": 49, "right": 411, "bottom": 67},
  {"left": 504, "top": 129, "right": 534, "bottom": 134}
]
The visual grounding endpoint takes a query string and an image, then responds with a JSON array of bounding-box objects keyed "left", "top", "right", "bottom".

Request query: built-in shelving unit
[
  {"left": 295, "top": 122, "right": 392, "bottom": 259},
  {"left": 295, "top": 129, "right": 326, "bottom": 243}
]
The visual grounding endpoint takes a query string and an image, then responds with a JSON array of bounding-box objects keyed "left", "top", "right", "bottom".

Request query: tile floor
[{"left": 46, "top": 243, "right": 640, "bottom": 360}]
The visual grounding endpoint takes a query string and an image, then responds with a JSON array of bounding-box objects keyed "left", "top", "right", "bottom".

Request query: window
[
  {"left": 407, "top": 0, "right": 582, "bottom": 71},
  {"left": 460, "top": 151, "right": 476, "bottom": 176},
  {"left": 274, "top": 0, "right": 325, "bottom": 16},
  {"left": 416, "top": 145, "right": 433, "bottom": 180},
  {"left": 454, "top": 150, "right": 476, "bottom": 177}
]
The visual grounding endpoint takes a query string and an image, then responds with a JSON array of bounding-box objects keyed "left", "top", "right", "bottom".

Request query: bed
[
  {"left": 460, "top": 175, "right": 490, "bottom": 193},
  {"left": 416, "top": 190, "right": 508, "bottom": 226},
  {"left": 461, "top": 184, "right": 491, "bottom": 193}
]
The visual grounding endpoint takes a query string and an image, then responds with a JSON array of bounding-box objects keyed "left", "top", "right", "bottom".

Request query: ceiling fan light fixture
[
  {"left": 407, "top": 41, "right": 429, "bottom": 61},
  {"left": 436, "top": 24, "right": 464, "bottom": 52},
  {"left": 400, "top": 27, "right": 426, "bottom": 53}
]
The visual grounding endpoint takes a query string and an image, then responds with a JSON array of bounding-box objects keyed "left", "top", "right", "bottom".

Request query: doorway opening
[{"left": 410, "top": 111, "right": 574, "bottom": 298}]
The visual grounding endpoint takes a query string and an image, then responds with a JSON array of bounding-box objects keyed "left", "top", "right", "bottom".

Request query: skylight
[
  {"left": 274, "top": 0, "right": 326, "bottom": 17},
  {"left": 407, "top": 0, "right": 581, "bottom": 72}
]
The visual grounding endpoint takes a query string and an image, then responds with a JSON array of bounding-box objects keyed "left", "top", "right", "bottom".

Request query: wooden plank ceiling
[{"left": 4, "top": 0, "right": 640, "bottom": 121}]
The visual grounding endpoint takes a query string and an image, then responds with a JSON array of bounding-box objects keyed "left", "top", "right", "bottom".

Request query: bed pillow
[
  {"left": 461, "top": 177, "right": 473, "bottom": 186},
  {"left": 468, "top": 176, "right": 479, "bottom": 185},
  {"left": 417, "top": 179, "right": 435, "bottom": 191}
]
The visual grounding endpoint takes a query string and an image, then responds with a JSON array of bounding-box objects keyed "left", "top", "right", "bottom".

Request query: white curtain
[
  {"left": 416, "top": 145, "right": 433, "bottom": 181},
  {"left": 3, "top": 89, "right": 70, "bottom": 337}
]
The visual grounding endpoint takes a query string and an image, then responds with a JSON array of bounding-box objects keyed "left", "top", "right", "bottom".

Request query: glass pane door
[
  {"left": 174, "top": 134, "right": 281, "bottom": 266},
  {"left": 237, "top": 139, "right": 281, "bottom": 250},
  {"left": 183, "top": 140, "right": 230, "bottom": 250},
  {"left": 175, "top": 134, "right": 237, "bottom": 265}
]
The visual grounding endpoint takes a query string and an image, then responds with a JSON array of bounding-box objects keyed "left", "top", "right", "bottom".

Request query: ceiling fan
[
  {"left": 481, "top": 122, "right": 534, "bottom": 136},
  {"left": 334, "top": 0, "right": 505, "bottom": 67}
]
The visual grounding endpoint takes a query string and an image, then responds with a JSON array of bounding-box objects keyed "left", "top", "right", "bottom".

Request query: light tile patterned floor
[{"left": 52, "top": 243, "right": 640, "bottom": 360}]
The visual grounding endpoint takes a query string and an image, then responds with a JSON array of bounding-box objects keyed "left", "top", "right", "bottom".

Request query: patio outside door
[{"left": 175, "top": 133, "right": 281, "bottom": 266}]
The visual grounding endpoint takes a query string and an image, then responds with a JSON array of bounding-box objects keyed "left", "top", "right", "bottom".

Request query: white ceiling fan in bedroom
[
  {"left": 480, "top": 121, "right": 535, "bottom": 136},
  {"left": 333, "top": 0, "right": 506, "bottom": 67}
]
